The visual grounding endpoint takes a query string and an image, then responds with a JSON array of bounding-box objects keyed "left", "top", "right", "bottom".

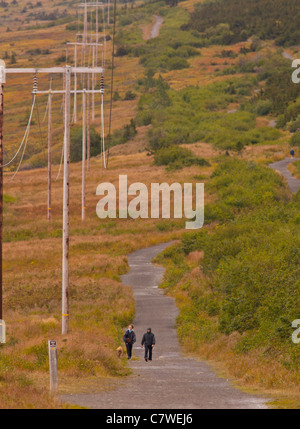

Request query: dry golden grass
[
  {"left": 0, "top": 121, "right": 213, "bottom": 407},
  {"left": 241, "top": 142, "right": 290, "bottom": 163},
  {"left": 161, "top": 42, "right": 252, "bottom": 90},
  {"left": 288, "top": 160, "right": 300, "bottom": 178},
  {"left": 179, "top": 0, "right": 205, "bottom": 13},
  {"left": 0, "top": 0, "right": 145, "bottom": 167}
]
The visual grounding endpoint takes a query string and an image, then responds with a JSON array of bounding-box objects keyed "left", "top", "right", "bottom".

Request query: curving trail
[
  {"left": 149, "top": 15, "right": 164, "bottom": 39},
  {"left": 62, "top": 242, "right": 268, "bottom": 409},
  {"left": 269, "top": 158, "right": 300, "bottom": 194}
]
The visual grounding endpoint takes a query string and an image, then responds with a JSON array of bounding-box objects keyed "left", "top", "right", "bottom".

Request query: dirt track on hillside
[{"left": 269, "top": 158, "right": 300, "bottom": 194}]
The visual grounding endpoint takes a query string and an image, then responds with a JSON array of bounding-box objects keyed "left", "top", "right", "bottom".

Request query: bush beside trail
[{"left": 155, "top": 159, "right": 300, "bottom": 389}]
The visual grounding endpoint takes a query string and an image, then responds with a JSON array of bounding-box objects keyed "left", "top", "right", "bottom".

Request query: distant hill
[{"left": 184, "top": 0, "right": 300, "bottom": 47}]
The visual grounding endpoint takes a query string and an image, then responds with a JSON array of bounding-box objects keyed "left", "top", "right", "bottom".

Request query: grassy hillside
[{"left": 185, "top": 0, "right": 300, "bottom": 46}]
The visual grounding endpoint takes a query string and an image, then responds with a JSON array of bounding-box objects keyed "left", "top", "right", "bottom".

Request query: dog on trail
[{"left": 116, "top": 346, "right": 123, "bottom": 358}]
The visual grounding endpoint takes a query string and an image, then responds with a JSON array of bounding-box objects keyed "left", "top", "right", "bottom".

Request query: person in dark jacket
[
  {"left": 141, "top": 328, "right": 156, "bottom": 362},
  {"left": 123, "top": 324, "right": 136, "bottom": 360}
]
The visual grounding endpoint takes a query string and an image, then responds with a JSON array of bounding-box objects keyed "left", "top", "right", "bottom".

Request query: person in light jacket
[
  {"left": 141, "top": 327, "right": 156, "bottom": 362},
  {"left": 123, "top": 324, "right": 136, "bottom": 360}
]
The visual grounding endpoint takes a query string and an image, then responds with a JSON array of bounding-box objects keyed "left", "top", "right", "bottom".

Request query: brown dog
[{"left": 116, "top": 346, "right": 123, "bottom": 358}]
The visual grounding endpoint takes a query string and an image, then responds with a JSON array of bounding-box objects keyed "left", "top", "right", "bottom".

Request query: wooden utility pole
[
  {"left": 48, "top": 88, "right": 52, "bottom": 221},
  {"left": 82, "top": 0, "right": 88, "bottom": 86},
  {"left": 87, "top": 73, "right": 91, "bottom": 171},
  {"left": 0, "top": 65, "right": 4, "bottom": 321},
  {"left": 62, "top": 66, "right": 71, "bottom": 335},
  {"left": 82, "top": 89, "right": 86, "bottom": 221},
  {"left": 74, "top": 44, "right": 77, "bottom": 123},
  {"left": 92, "top": 46, "right": 95, "bottom": 121},
  {"left": 67, "top": 41, "right": 102, "bottom": 124},
  {"left": 5, "top": 65, "right": 104, "bottom": 335}
]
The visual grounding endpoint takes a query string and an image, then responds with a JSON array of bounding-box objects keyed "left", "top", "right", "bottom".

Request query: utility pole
[
  {"left": 0, "top": 61, "right": 4, "bottom": 322},
  {"left": 87, "top": 72, "right": 91, "bottom": 171},
  {"left": 92, "top": 46, "right": 95, "bottom": 121},
  {"left": 48, "top": 87, "right": 52, "bottom": 221},
  {"left": 73, "top": 44, "right": 77, "bottom": 123},
  {"left": 5, "top": 65, "right": 104, "bottom": 334},
  {"left": 82, "top": 88, "right": 86, "bottom": 221},
  {"left": 62, "top": 66, "right": 71, "bottom": 335},
  {"left": 82, "top": 0, "right": 88, "bottom": 86},
  {"left": 67, "top": 41, "right": 103, "bottom": 125}
]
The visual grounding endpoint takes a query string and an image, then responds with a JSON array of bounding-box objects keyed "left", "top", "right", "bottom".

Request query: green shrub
[
  {"left": 124, "top": 90, "right": 137, "bottom": 101},
  {"left": 256, "top": 100, "right": 272, "bottom": 116},
  {"left": 110, "top": 119, "right": 137, "bottom": 147},
  {"left": 159, "top": 158, "right": 300, "bottom": 372},
  {"left": 154, "top": 146, "right": 209, "bottom": 170},
  {"left": 70, "top": 126, "right": 102, "bottom": 163},
  {"left": 168, "top": 57, "right": 189, "bottom": 70},
  {"left": 290, "top": 132, "right": 300, "bottom": 147}
]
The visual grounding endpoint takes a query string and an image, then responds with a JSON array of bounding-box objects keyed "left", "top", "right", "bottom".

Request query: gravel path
[
  {"left": 282, "top": 51, "right": 294, "bottom": 60},
  {"left": 150, "top": 15, "right": 163, "bottom": 39},
  {"left": 269, "top": 158, "right": 300, "bottom": 194},
  {"left": 62, "top": 242, "right": 269, "bottom": 409}
]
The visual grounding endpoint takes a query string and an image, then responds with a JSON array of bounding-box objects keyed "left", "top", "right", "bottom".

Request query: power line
[
  {"left": 0, "top": 94, "right": 36, "bottom": 169},
  {"left": 107, "top": 0, "right": 117, "bottom": 167}
]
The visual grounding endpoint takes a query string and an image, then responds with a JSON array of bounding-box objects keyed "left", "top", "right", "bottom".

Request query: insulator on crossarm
[
  {"left": 33, "top": 73, "right": 38, "bottom": 94},
  {"left": 100, "top": 74, "right": 104, "bottom": 94}
]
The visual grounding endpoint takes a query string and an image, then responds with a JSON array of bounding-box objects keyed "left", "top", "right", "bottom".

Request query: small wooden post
[{"left": 48, "top": 340, "right": 58, "bottom": 392}]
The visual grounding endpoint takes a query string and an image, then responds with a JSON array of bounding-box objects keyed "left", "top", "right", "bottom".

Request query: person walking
[
  {"left": 290, "top": 148, "right": 295, "bottom": 159},
  {"left": 123, "top": 324, "right": 136, "bottom": 360},
  {"left": 141, "top": 328, "right": 156, "bottom": 362}
]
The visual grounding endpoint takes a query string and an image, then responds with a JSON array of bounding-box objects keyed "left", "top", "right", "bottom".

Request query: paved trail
[
  {"left": 62, "top": 242, "right": 268, "bottom": 409},
  {"left": 269, "top": 158, "right": 300, "bottom": 194}
]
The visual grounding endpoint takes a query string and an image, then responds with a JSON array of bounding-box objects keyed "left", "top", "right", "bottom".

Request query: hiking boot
[{"left": 145, "top": 358, "right": 148, "bottom": 362}]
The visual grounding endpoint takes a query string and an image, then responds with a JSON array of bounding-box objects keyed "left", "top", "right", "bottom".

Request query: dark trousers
[
  {"left": 126, "top": 343, "right": 133, "bottom": 358},
  {"left": 144, "top": 344, "right": 153, "bottom": 360}
]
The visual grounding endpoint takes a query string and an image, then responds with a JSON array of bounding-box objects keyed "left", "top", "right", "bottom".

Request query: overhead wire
[
  {"left": 0, "top": 93, "right": 36, "bottom": 169},
  {"left": 106, "top": 0, "right": 117, "bottom": 167},
  {"left": 7, "top": 94, "right": 36, "bottom": 181}
]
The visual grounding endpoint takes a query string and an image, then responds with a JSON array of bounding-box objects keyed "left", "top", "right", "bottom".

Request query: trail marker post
[{"left": 48, "top": 340, "right": 58, "bottom": 392}]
